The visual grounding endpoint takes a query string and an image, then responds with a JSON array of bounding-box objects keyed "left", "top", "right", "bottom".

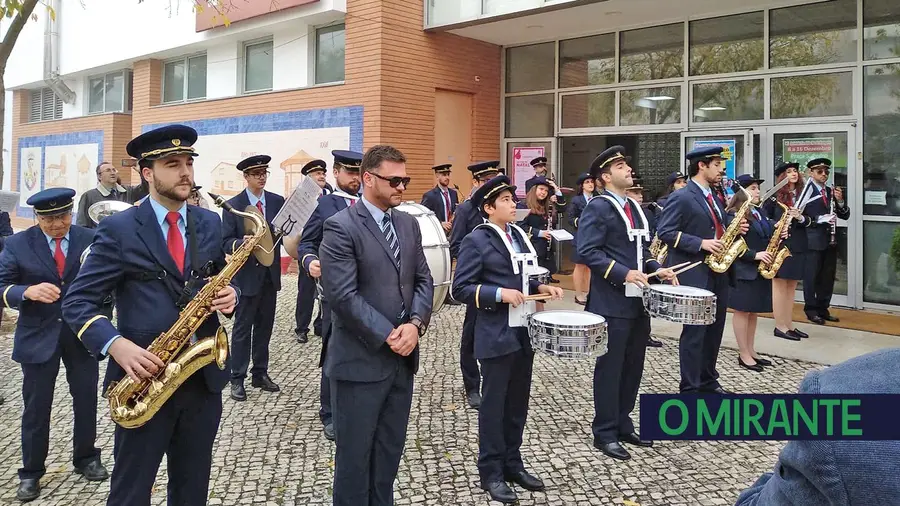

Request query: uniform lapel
[
  {"left": 356, "top": 202, "right": 399, "bottom": 273},
  {"left": 689, "top": 183, "right": 716, "bottom": 229},
  {"left": 28, "top": 227, "right": 59, "bottom": 278},
  {"left": 135, "top": 200, "right": 185, "bottom": 281}
]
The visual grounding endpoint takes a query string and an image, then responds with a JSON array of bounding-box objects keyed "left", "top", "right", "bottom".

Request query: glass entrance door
[
  {"left": 681, "top": 130, "right": 757, "bottom": 197},
  {"left": 767, "top": 125, "right": 858, "bottom": 309}
]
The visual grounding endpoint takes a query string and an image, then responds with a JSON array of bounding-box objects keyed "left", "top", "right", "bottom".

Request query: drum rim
[
  {"left": 530, "top": 309, "right": 606, "bottom": 326},
  {"left": 649, "top": 285, "right": 715, "bottom": 296}
]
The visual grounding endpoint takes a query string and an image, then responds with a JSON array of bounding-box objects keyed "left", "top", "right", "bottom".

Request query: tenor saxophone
[
  {"left": 648, "top": 203, "right": 667, "bottom": 263},
  {"left": 705, "top": 184, "right": 752, "bottom": 274},
  {"left": 758, "top": 201, "right": 792, "bottom": 279},
  {"left": 106, "top": 194, "right": 268, "bottom": 428}
]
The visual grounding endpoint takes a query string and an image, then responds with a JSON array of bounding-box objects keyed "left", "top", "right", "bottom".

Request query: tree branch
[{"left": 0, "top": 0, "right": 41, "bottom": 66}]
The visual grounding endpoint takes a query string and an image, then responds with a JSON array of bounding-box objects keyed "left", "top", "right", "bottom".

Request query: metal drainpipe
[{"left": 43, "top": 0, "right": 75, "bottom": 104}]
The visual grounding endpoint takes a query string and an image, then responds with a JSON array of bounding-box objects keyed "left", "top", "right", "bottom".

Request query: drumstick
[
  {"left": 646, "top": 261, "right": 691, "bottom": 279},
  {"left": 673, "top": 261, "right": 703, "bottom": 276},
  {"left": 524, "top": 293, "right": 553, "bottom": 301}
]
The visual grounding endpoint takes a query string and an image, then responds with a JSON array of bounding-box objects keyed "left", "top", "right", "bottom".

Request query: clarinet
[{"left": 829, "top": 185, "right": 836, "bottom": 246}]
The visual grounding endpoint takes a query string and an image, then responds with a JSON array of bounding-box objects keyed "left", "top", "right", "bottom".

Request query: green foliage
[{"left": 891, "top": 227, "right": 900, "bottom": 275}]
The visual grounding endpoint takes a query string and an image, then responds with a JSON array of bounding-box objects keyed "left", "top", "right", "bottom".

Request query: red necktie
[
  {"left": 53, "top": 238, "right": 65, "bottom": 278},
  {"left": 623, "top": 202, "right": 635, "bottom": 228},
  {"left": 705, "top": 194, "right": 725, "bottom": 239},
  {"left": 443, "top": 190, "right": 451, "bottom": 221},
  {"left": 256, "top": 201, "right": 264, "bottom": 215},
  {"left": 166, "top": 212, "right": 185, "bottom": 274},
  {"left": 820, "top": 188, "right": 828, "bottom": 206}
]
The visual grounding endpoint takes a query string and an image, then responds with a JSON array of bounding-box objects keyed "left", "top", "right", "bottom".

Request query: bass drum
[{"left": 396, "top": 202, "right": 451, "bottom": 313}]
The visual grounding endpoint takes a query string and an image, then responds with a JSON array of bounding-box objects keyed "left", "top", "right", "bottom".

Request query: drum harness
[
  {"left": 597, "top": 194, "right": 650, "bottom": 298},
  {"left": 474, "top": 222, "right": 541, "bottom": 328}
]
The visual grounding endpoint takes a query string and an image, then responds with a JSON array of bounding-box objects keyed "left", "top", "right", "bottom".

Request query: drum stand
[{"left": 509, "top": 252, "right": 542, "bottom": 328}]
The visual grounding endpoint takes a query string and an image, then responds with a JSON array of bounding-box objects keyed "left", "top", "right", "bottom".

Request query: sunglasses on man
[{"left": 370, "top": 172, "right": 411, "bottom": 188}]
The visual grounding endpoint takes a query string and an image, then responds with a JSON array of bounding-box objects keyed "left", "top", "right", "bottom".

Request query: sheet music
[
  {"left": 0, "top": 191, "right": 20, "bottom": 212},
  {"left": 547, "top": 229, "right": 574, "bottom": 241},
  {"left": 271, "top": 177, "right": 321, "bottom": 238},
  {"left": 514, "top": 209, "right": 530, "bottom": 222}
]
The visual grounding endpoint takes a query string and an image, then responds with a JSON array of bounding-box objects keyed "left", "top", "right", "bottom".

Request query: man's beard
[
  {"left": 338, "top": 180, "right": 360, "bottom": 195},
  {"left": 154, "top": 178, "right": 191, "bottom": 202}
]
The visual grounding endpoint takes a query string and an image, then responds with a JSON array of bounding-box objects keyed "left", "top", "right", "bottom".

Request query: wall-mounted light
[
  {"left": 699, "top": 106, "right": 727, "bottom": 111},
  {"left": 643, "top": 96, "right": 675, "bottom": 101}
]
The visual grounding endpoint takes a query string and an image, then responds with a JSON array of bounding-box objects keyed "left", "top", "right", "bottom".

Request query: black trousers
[
  {"left": 478, "top": 347, "right": 534, "bottom": 484},
  {"left": 804, "top": 247, "right": 838, "bottom": 317},
  {"left": 679, "top": 274, "right": 729, "bottom": 393},
  {"left": 460, "top": 303, "right": 480, "bottom": 394},
  {"left": 331, "top": 362, "right": 414, "bottom": 506},
  {"left": 107, "top": 375, "right": 222, "bottom": 506},
  {"left": 592, "top": 316, "right": 649, "bottom": 444},
  {"left": 319, "top": 298, "right": 332, "bottom": 426},
  {"left": 231, "top": 277, "right": 277, "bottom": 382},
  {"left": 19, "top": 332, "right": 101, "bottom": 480},
  {"left": 295, "top": 271, "right": 321, "bottom": 336}
]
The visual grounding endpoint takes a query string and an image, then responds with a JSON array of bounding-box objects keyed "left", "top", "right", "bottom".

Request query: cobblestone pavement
[{"left": 0, "top": 275, "right": 825, "bottom": 506}]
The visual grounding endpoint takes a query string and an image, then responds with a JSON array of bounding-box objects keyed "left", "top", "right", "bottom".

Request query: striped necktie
[{"left": 380, "top": 213, "right": 400, "bottom": 267}]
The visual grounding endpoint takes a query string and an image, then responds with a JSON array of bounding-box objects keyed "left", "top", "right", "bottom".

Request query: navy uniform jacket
[
  {"left": 298, "top": 193, "right": 352, "bottom": 273},
  {"left": 0, "top": 225, "right": 104, "bottom": 364},
  {"left": 449, "top": 199, "right": 484, "bottom": 260},
  {"left": 516, "top": 204, "right": 551, "bottom": 259},
  {"left": 420, "top": 186, "right": 458, "bottom": 222},
  {"left": 656, "top": 181, "right": 734, "bottom": 288},
  {"left": 577, "top": 195, "right": 661, "bottom": 319},
  {"left": 801, "top": 184, "right": 850, "bottom": 251},
  {"left": 731, "top": 210, "right": 774, "bottom": 282},
  {"left": 568, "top": 194, "right": 592, "bottom": 257},
  {"left": 762, "top": 196, "right": 810, "bottom": 255},
  {"left": 323, "top": 182, "right": 334, "bottom": 195},
  {"left": 222, "top": 190, "right": 284, "bottom": 296},
  {"left": 61, "top": 201, "right": 235, "bottom": 393},
  {"left": 452, "top": 226, "right": 540, "bottom": 360}
]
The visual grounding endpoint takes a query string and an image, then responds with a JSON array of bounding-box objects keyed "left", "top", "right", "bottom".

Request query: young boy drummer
[
  {"left": 577, "top": 146, "right": 678, "bottom": 461},
  {"left": 452, "top": 175, "right": 563, "bottom": 504}
]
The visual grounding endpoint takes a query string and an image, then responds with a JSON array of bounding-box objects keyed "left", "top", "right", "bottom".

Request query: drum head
[
  {"left": 650, "top": 285, "right": 714, "bottom": 297},
  {"left": 532, "top": 310, "right": 605, "bottom": 326}
]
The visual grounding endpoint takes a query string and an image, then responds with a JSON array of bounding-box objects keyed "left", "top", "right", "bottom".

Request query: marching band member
[
  {"left": 578, "top": 147, "right": 677, "bottom": 461},
  {"left": 0, "top": 188, "right": 109, "bottom": 502},
  {"left": 656, "top": 146, "right": 748, "bottom": 394},
  {"left": 453, "top": 175, "right": 562, "bottom": 504},
  {"left": 657, "top": 171, "right": 687, "bottom": 207},
  {"left": 516, "top": 176, "right": 565, "bottom": 283},
  {"left": 294, "top": 159, "right": 332, "bottom": 343},
  {"left": 727, "top": 175, "right": 781, "bottom": 372},
  {"left": 449, "top": 160, "right": 501, "bottom": 409},
  {"left": 298, "top": 150, "right": 363, "bottom": 441},
  {"left": 62, "top": 125, "right": 238, "bottom": 506},
  {"left": 568, "top": 172, "right": 596, "bottom": 306},
  {"left": 319, "top": 145, "right": 433, "bottom": 506},
  {"left": 802, "top": 158, "right": 850, "bottom": 325},
  {"left": 420, "top": 164, "right": 458, "bottom": 234},
  {"left": 525, "top": 156, "right": 549, "bottom": 189},
  {"left": 763, "top": 163, "right": 810, "bottom": 341},
  {"left": 222, "top": 155, "right": 285, "bottom": 401}
]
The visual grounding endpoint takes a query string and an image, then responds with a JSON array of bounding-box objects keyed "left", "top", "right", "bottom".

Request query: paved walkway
[{"left": 0, "top": 276, "right": 880, "bottom": 506}]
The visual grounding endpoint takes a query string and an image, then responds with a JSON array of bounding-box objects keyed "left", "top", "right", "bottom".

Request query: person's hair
[
  {"left": 687, "top": 160, "right": 702, "bottom": 177},
  {"left": 776, "top": 170, "right": 804, "bottom": 204},
  {"left": 96, "top": 161, "right": 114, "bottom": 180},
  {"left": 579, "top": 178, "right": 594, "bottom": 193},
  {"left": 480, "top": 188, "right": 512, "bottom": 217},
  {"left": 726, "top": 185, "right": 751, "bottom": 213},
  {"left": 525, "top": 185, "right": 547, "bottom": 215},
  {"left": 361, "top": 145, "right": 406, "bottom": 174}
]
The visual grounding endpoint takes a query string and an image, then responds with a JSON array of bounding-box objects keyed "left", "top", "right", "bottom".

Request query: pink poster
[{"left": 512, "top": 147, "right": 544, "bottom": 198}]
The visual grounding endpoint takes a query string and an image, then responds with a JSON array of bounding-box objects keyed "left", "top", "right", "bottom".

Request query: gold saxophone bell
[
  {"left": 243, "top": 205, "right": 276, "bottom": 267},
  {"left": 87, "top": 200, "right": 135, "bottom": 225}
]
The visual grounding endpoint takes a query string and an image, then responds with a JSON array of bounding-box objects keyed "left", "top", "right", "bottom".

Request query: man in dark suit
[
  {"left": 452, "top": 175, "right": 562, "bottom": 504},
  {"left": 0, "top": 188, "right": 109, "bottom": 502},
  {"left": 294, "top": 159, "right": 332, "bottom": 344},
  {"left": 800, "top": 158, "right": 851, "bottom": 325},
  {"left": 449, "top": 160, "right": 500, "bottom": 409},
  {"left": 222, "top": 154, "right": 285, "bottom": 401},
  {"left": 298, "top": 150, "right": 362, "bottom": 441},
  {"left": 420, "top": 164, "right": 458, "bottom": 234},
  {"left": 61, "top": 125, "right": 238, "bottom": 506},
  {"left": 525, "top": 156, "right": 549, "bottom": 190},
  {"left": 656, "top": 146, "right": 748, "bottom": 394},
  {"left": 578, "top": 147, "right": 677, "bottom": 461},
  {"left": 735, "top": 348, "right": 900, "bottom": 505},
  {"left": 319, "top": 144, "right": 433, "bottom": 506}
]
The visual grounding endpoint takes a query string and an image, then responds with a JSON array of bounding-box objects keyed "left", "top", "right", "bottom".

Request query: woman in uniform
[
  {"left": 517, "top": 176, "right": 564, "bottom": 281},
  {"left": 568, "top": 173, "right": 596, "bottom": 305}
]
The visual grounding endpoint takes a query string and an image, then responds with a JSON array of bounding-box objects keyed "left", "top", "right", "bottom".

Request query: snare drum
[
  {"left": 529, "top": 266, "right": 550, "bottom": 285},
  {"left": 528, "top": 310, "right": 608, "bottom": 359},
  {"left": 642, "top": 285, "right": 716, "bottom": 325},
  {"left": 396, "top": 202, "right": 452, "bottom": 313}
]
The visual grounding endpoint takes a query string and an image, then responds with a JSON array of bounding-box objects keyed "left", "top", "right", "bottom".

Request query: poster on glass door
[
  {"left": 691, "top": 139, "right": 737, "bottom": 196},
  {"left": 512, "top": 146, "right": 544, "bottom": 199},
  {"left": 782, "top": 137, "right": 835, "bottom": 185}
]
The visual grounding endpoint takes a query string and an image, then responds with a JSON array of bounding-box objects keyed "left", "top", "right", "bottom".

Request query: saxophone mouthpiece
[{"left": 208, "top": 193, "right": 233, "bottom": 211}]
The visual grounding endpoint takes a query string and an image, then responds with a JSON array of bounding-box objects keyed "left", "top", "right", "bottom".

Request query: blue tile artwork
[
  {"left": 16, "top": 130, "right": 104, "bottom": 218},
  {"left": 142, "top": 106, "right": 364, "bottom": 153}
]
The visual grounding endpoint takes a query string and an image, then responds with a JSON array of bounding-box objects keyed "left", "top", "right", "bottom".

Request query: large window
[
  {"left": 619, "top": 86, "right": 681, "bottom": 126},
  {"left": 864, "top": 0, "right": 900, "bottom": 60},
  {"left": 561, "top": 92, "right": 614, "bottom": 129},
  {"left": 619, "top": 24, "right": 684, "bottom": 82},
  {"left": 558, "top": 34, "right": 615, "bottom": 88},
  {"left": 88, "top": 70, "right": 132, "bottom": 114},
  {"left": 863, "top": 64, "right": 900, "bottom": 217},
  {"left": 692, "top": 79, "right": 764, "bottom": 122},
  {"left": 29, "top": 88, "right": 63, "bottom": 122},
  {"left": 769, "top": 0, "right": 857, "bottom": 68},
  {"left": 316, "top": 23, "right": 345, "bottom": 84},
  {"left": 506, "top": 43, "right": 555, "bottom": 93},
  {"left": 243, "top": 39, "right": 274, "bottom": 93},
  {"left": 863, "top": 222, "right": 900, "bottom": 305},
  {"left": 771, "top": 71, "right": 853, "bottom": 119},
  {"left": 163, "top": 54, "right": 207, "bottom": 103},
  {"left": 505, "top": 94, "right": 554, "bottom": 138},
  {"left": 690, "top": 12, "right": 764, "bottom": 76}
]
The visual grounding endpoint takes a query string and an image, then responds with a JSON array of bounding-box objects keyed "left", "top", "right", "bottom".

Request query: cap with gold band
[
  {"left": 432, "top": 164, "right": 452, "bottom": 173},
  {"left": 468, "top": 160, "right": 501, "bottom": 179},
  {"left": 806, "top": 157, "right": 832, "bottom": 171},
  {"left": 126, "top": 124, "right": 199, "bottom": 162},
  {"left": 302, "top": 159, "right": 327, "bottom": 175},
  {"left": 332, "top": 150, "right": 363, "bottom": 171},
  {"left": 27, "top": 187, "right": 76, "bottom": 216},
  {"left": 471, "top": 175, "right": 516, "bottom": 212},
  {"left": 589, "top": 145, "right": 630, "bottom": 178},
  {"left": 237, "top": 154, "right": 271, "bottom": 173}
]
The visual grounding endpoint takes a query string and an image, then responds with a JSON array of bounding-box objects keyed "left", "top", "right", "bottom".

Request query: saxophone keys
[
  {"left": 166, "top": 362, "right": 182, "bottom": 378},
  {"left": 133, "top": 401, "right": 148, "bottom": 417},
  {"left": 150, "top": 378, "right": 165, "bottom": 394}
]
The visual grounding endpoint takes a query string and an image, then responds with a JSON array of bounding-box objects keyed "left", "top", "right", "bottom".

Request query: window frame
[
  {"left": 314, "top": 22, "right": 346, "bottom": 85},
  {"left": 86, "top": 70, "right": 133, "bottom": 115},
  {"left": 241, "top": 37, "right": 274, "bottom": 95},
  {"left": 162, "top": 53, "right": 208, "bottom": 104}
]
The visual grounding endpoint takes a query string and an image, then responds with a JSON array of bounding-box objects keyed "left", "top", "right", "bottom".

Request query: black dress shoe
[
  {"left": 595, "top": 441, "right": 631, "bottom": 460},
  {"left": 738, "top": 357, "right": 764, "bottom": 372},
  {"left": 505, "top": 470, "right": 545, "bottom": 491},
  {"left": 483, "top": 481, "right": 517, "bottom": 503},
  {"left": 313, "top": 326, "right": 322, "bottom": 337},
  {"left": 0, "top": 392, "right": 4, "bottom": 405},
  {"left": 790, "top": 328, "right": 809, "bottom": 339},
  {"left": 646, "top": 337, "right": 663, "bottom": 348},
  {"left": 574, "top": 297, "right": 587, "bottom": 306},
  {"left": 774, "top": 328, "right": 801, "bottom": 341},
  {"left": 706, "top": 386, "right": 734, "bottom": 394},
  {"left": 807, "top": 314, "right": 825, "bottom": 325},
  {"left": 74, "top": 459, "right": 109, "bottom": 481},
  {"left": 822, "top": 314, "right": 840, "bottom": 322},
  {"left": 295, "top": 331, "right": 309, "bottom": 344},
  {"left": 252, "top": 374, "right": 280, "bottom": 392},
  {"left": 16, "top": 478, "right": 40, "bottom": 502},
  {"left": 619, "top": 432, "right": 653, "bottom": 447},
  {"left": 323, "top": 423, "right": 335, "bottom": 441},
  {"left": 753, "top": 357, "right": 772, "bottom": 367},
  {"left": 549, "top": 277, "right": 560, "bottom": 284},
  {"left": 230, "top": 382, "right": 247, "bottom": 401},
  {"left": 466, "top": 391, "right": 482, "bottom": 409}
]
